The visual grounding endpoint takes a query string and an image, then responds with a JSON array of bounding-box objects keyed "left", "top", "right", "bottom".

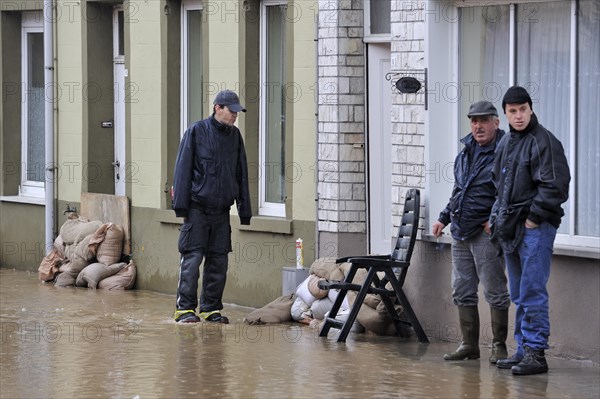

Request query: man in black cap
[
  {"left": 490, "top": 86, "right": 570, "bottom": 375},
  {"left": 433, "top": 100, "right": 510, "bottom": 363},
  {"left": 171, "top": 90, "right": 252, "bottom": 324}
]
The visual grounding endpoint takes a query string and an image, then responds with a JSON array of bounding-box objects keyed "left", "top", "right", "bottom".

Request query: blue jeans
[
  {"left": 504, "top": 222, "right": 557, "bottom": 353},
  {"left": 451, "top": 231, "right": 510, "bottom": 309}
]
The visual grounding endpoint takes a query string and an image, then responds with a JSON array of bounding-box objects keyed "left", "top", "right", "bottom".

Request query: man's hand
[
  {"left": 482, "top": 220, "right": 491, "bottom": 235},
  {"left": 525, "top": 219, "right": 539, "bottom": 229},
  {"left": 432, "top": 221, "right": 446, "bottom": 238}
]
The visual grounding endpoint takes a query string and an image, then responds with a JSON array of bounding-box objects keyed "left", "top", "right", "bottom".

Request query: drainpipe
[{"left": 44, "top": 0, "right": 55, "bottom": 255}]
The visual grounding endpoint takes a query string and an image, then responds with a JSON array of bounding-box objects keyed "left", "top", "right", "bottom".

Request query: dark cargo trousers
[{"left": 176, "top": 208, "right": 232, "bottom": 313}]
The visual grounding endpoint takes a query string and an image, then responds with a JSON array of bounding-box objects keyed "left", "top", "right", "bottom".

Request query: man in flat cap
[
  {"left": 433, "top": 100, "right": 510, "bottom": 364},
  {"left": 171, "top": 90, "right": 252, "bottom": 324},
  {"left": 491, "top": 86, "right": 570, "bottom": 375}
]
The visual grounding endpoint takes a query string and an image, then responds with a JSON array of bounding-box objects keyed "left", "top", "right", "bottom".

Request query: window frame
[
  {"left": 258, "top": 0, "right": 287, "bottom": 217},
  {"left": 180, "top": 0, "right": 204, "bottom": 135},
  {"left": 364, "top": 0, "right": 391, "bottom": 43},
  {"left": 425, "top": 0, "right": 599, "bottom": 253},
  {"left": 20, "top": 12, "right": 44, "bottom": 198}
]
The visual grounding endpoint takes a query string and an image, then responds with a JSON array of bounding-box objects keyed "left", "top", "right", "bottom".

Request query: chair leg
[
  {"left": 336, "top": 267, "right": 377, "bottom": 342},
  {"left": 319, "top": 265, "right": 359, "bottom": 338},
  {"left": 385, "top": 269, "right": 429, "bottom": 343}
]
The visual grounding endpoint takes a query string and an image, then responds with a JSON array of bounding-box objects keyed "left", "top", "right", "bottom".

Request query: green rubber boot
[{"left": 444, "top": 306, "right": 480, "bottom": 360}]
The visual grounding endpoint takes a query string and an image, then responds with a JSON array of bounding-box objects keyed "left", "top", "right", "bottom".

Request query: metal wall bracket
[{"left": 385, "top": 68, "right": 428, "bottom": 110}]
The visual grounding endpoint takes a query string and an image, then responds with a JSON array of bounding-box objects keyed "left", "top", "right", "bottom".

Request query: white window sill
[
  {"left": 0, "top": 195, "right": 45, "bottom": 205},
  {"left": 421, "top": 234, "right": 600, "bottom": 260}
]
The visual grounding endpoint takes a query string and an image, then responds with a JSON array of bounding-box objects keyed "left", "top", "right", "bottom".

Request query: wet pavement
[{"left": 1, "top": 268, "right": 598, "bottom": 399}]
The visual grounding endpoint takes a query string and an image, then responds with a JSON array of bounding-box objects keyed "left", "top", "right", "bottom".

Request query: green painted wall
[
  {"left": 129, "top": 206, "right": 316, "bottom": 308},
  {"left": 0, "top": 202, "right": 45, "bottom": 270}
]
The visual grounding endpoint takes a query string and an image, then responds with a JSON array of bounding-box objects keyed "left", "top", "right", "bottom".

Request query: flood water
[{"left": 1, "top": 268, "right": 598, "bottom": 399}]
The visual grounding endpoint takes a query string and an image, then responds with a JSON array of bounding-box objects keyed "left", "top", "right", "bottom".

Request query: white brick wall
[
  {"left": 390, "top": 1, "right": 426, "bottom": 225},
  {"left": 317, "top": 1, "right": 427, "bottom": 236},
  {"left": 317, "top": 0, "right": 366, "bottom": 234}
]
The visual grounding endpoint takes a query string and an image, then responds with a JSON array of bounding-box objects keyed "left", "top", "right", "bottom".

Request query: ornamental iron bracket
[{"left": 385, "top": 68, "right": 428, "bottom": 110}]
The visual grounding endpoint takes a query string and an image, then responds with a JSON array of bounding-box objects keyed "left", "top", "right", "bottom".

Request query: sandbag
[
  {"left": 63, "top": 235, "right": 95, "bottom": 278},
  {"left": 88, "top": 223, "right": 112, "bottom": 257},
  {"left": 98, "top": 261, "right": 137, "bottom": 290},
  {"left": 307, "top": 274, "right": 328, "bottom": 299},
  {"left": 96, "top": 223, "right": 124, "bottom": 265},
  {"left": 59, "top": 217, "right": 100, "bottom": 245},
  {"left": 356, "top": 303, "right": 397, "bottom": 336},
  {"left": 295, "top": 277, "right": 317, "bottom": 307},
  {"left": 74, "top": 220, "right": 102, "bottom": 245},
  {"left": 244, "top": 294, "right": 294, "bottom": 325},
  {"left": 54, "top": 235, "right": 65, "bottom": 258},
  {"left": 309, "top": 257, "right": 348, "bottom": 282},
  {"left": 76, "top": 262, "right": 127, "bottom": 289},
  {"left": 311, "top": 297, "right": 333, "bottom": 320},
  {"left": 38, "top": 247, "right": 64, "bottom": 282},
  {"left": 327, "top": 288, "right": 351, "bottom": 311},
  {"left": 54, "top": 272, "right": 76, "bottom": 287},
  {"left": 290, "top": 296, "right": 312, "bottom": 322}
]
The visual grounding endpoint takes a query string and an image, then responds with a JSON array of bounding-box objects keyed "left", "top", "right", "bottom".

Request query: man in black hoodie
[
  {"left": 433, "top": 101, "right": 510, "bottom": 364},
  {"left": 491, "top": 86, "right": 570, "bottom": 375},
  {"left": 171, "top": 90, "right": 252, "bottom": 324}
]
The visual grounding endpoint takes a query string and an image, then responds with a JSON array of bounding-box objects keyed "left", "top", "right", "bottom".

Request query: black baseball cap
[
  {"left": 467, "top": 100, "right": 498, "bottom": 118},
  {"left": 214, "top": 90, "right": 246, "bottom": 113}
]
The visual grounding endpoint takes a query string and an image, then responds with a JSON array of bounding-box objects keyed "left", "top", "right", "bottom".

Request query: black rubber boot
[
  {"left": 489, "top": 307, "right": 509, "bottom": 364},
  {"left": 512, "top": 346, "right": 548, "bottom": 375},
  {"left": 497, "top": 353, "right": 523, "bottom": 369},
  {"left": 444, "top": 306, "right": 480, "bottom": 360}
]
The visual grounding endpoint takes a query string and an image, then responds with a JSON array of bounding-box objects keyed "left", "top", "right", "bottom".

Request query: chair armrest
[
  {"left": 336, "top": 254, "right": 389, "bottom": 263},
  {"left": 346, "top": 257, "right": 409, "bottom": 269}
]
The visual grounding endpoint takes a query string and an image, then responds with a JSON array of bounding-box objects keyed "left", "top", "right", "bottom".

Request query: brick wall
[
  {"left": 317, "top": 0, "right": 366, "bottom": 235},
  {"left": 390, "top": 1, "right": 426, "bottom": 229}
]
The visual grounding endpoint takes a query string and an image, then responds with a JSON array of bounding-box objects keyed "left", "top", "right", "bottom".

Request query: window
[
  {"left": 365, "top": 0, "right": 391, "bottom": 40},
  {"left": 429, "top": 1, "right": 600, "bottom": 250},
  {"left": 259, "top": 1, "right": 287, "bottom": 217},
  {"left": 20, "top": 12, "right": 44, "bottom": 197},
  {"left": 181, "top": 0, "right": 203, "bottom": 132}
]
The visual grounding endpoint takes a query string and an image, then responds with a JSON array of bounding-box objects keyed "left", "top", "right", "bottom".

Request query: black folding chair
[{"left": 318, "top": 188, "right": 429, "bottom": 343}]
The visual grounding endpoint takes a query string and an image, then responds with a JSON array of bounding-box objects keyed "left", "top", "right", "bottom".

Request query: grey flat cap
[{"left": 467, "top": 100, "right": 498, "bottom": 118}]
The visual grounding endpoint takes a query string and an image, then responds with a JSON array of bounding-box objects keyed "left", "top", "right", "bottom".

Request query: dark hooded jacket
[
  {"left": 489, "top": 113, "right": 570, "bottom": 253},
  {"left": 172, "top": 115, "right": 252, "bottom": 225},
  {"left": 438, "top": 129, "right": 505, "bottom": 240}
]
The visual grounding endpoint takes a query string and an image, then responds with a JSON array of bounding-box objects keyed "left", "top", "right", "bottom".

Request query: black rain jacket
[
  {"left": 438, "top": 129, "right": 505, "bottom": 240},
  {"left": 490, "top": 113, "right": 570, "bottom": 253},
  {"left": 172, "top": 115, "right": 252, "bottom": 225}
]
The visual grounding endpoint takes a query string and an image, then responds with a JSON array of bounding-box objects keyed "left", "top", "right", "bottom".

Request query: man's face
[
  {"left": 470, "top": 115, "right": 499, "bottom": 146},
  {"left": 214, "top": 105, "right": 238, "bottom": 126},
  {"left": 505, "top": 102, "right": 533, "bottom": 132}
]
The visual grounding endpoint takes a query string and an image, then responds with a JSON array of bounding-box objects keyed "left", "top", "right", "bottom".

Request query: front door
[
  {"left": 113, "top": 6, "right": 126, "bottom": 196},
  {"left": 367, "top": 43, "right": 392, "bottom": 254}
]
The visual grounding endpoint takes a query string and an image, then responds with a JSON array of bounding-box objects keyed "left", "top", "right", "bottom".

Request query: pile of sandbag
[
  {"left": 244, "top": 258, "right": 413, "bottom": 337},
  {"left": 38, "top": 216, "right": 136, "bottom": 290}
]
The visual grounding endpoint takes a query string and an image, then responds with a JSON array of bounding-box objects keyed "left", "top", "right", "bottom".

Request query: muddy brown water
[{"left": 1, "top": 268, "right": 598, "bottom": 398}]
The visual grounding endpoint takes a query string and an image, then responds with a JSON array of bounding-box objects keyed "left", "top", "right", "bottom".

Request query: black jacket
[
  {"left": 438, "top": 129, "right": 504, "bottom": 240},
  {"left": 172, "top": 116, "right": 252, "bottom": 225},
  {"left": 490, "top": 113, "right": 570, "bottom": 252}
]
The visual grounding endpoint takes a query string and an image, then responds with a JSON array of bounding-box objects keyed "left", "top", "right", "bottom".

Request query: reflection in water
[{"left": 1, "top": 269, "right": 598, "bottom": 398}]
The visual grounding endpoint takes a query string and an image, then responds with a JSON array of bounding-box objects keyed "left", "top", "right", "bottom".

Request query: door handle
[{"left": 112, "top": 160, "right": 121, "bottom": 181}]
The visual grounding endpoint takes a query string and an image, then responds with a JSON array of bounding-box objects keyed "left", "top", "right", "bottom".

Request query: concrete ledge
[
  {"left": 156, "top": 210, "right": 293, "bottom": 235},
  {"left": 155, "top": 209, "right": 183, "bottom": 225},
  {"left": 236, "top": 216, "right": 292, "bottom": 234},
  {"left": 0, "top": 195, "right": 45, "bottom": 205}
]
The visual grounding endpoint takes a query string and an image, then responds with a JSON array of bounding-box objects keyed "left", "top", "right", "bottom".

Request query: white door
[
  {"left": 367, "top": 43, "right": 392, "bottom": 254},
  {"left": 113, "top": 7, "right": 126, "bottom": 196}
]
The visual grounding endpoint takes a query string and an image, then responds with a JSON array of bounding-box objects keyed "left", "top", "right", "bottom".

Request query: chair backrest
[{"left": 390, "top": 188, "right": 420, "bottom": 263}]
